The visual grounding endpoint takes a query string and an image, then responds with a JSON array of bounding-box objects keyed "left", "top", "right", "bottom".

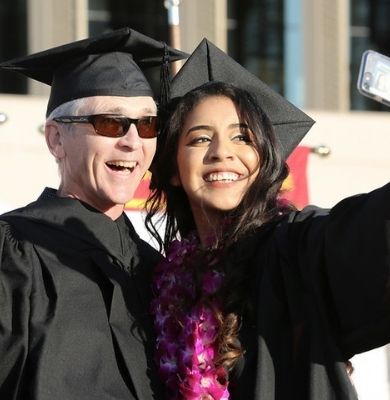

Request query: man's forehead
[{"left": 80, "top": 95, "right": 157, "bottom": 115}]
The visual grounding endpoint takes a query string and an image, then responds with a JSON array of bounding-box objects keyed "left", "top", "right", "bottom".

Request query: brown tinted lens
[
  {"left": 137, "top": 117, "right": 158, "bottom": 138},
  {"left": 93, "top": 116, "right": 126, "bottom": 137}
]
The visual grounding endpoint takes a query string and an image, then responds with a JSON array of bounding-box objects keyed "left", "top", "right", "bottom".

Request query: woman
[{"left": 146, "top": 41, "right": 390, "bottom": 400}]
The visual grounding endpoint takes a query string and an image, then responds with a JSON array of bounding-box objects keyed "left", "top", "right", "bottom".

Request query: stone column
[
  {"left": 303, "top": 0, "right": 349, "bottom": 110},
  {"left": 179, "top": 0, "right": 227, "bottom": 53},
  {"left": 27, "top": 0, "right": 88, "bottom": 96}
]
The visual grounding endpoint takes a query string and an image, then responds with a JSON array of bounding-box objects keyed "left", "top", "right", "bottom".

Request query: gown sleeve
[
  {"left": 0, "top": 220, "right": 34, "bottom": 395},
  {"left": 281, "top": 182, "right": 390, "bottom": 358}
]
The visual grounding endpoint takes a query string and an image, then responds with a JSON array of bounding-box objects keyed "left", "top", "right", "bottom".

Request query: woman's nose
[{"left": 206, "top": 137, "right": 234, "bottom": 161}]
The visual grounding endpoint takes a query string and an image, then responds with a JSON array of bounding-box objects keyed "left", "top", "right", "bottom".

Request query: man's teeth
[
  {"left": 107, "top": 161, "right": 136, "bottom": 171},
  {"left": 205, "top": 172, "right": 239, "bottom": 182}
]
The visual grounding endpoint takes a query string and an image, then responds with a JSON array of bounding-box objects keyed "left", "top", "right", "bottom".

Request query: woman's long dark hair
[
  {"left": 145, "top": 81, "right": 292, "bottom": 374},
  {"left": 146, "top": 81, "right": 291, "bottom": 253}
]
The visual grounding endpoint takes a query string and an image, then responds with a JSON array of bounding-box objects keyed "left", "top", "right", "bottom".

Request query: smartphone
[{"left": 357, "top": 50, "right": 390, "bottom": 106}]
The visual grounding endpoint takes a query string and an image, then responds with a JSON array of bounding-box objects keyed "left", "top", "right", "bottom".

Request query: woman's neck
[{"left": 192, "top": 208, "right": 226, "bottom": 247}]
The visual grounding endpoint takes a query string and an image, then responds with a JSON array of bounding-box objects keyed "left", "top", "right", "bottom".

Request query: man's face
[{"left": 52, "top": 96, "right": 157, "bottom": 219}]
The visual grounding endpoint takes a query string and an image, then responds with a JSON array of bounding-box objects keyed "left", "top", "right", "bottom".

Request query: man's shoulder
[
  {"left": 0, "top": 203, "right": 41, "bottom": 249},
  {"left": 1, "top": 188, "right": 57, "bottom": 215},
  {"left": 0, "top": 188, "right": 63, "bottom": 233},
  {"left": 0, "top": 203, "right": 37, "bottom": 226}
]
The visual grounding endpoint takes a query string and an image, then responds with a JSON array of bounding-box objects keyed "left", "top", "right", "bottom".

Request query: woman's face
[{"left": 172, "top": 95, "right": 260, "bottom": 226}]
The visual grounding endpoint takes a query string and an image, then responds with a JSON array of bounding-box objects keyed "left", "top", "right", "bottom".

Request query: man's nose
[{"left": 117, "top": 123, "right": 142, "bottom": 149}]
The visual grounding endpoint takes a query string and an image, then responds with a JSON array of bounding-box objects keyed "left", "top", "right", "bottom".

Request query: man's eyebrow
[
  {"left": 139, "top": 107, "right": 157, "bottom": 115},
  {"left": 105, "top": 106, "right": 156, "bottom": 115}
]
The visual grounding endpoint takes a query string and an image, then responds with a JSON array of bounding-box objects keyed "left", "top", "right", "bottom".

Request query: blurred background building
[
  {"left": 0, "top": 1, "right": 389, "bottom": 398},
  {"left": 1, "top": 0, "right": 389, "bottom": 110}
]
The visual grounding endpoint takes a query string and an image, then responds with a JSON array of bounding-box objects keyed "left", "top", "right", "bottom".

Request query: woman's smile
[{"left": 203, "top": 171, "right": 241, "bottom": 183}]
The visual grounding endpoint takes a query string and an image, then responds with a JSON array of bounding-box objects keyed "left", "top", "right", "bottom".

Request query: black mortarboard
[
  {"left": 170, "top": 39, "right": 314, "bottom": 158},
  {"left": 0, "top": 27, "right": 188, "bottom": 116}
]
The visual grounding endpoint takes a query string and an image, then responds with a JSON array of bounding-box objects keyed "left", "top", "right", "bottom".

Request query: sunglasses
[{"left": 53, "top": 114, "right": 159, "bottom": 138}]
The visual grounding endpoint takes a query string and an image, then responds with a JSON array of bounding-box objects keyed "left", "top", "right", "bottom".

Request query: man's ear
[
  {"left": 45, "top": 121, "right": 65, "bottom": 159},
  {"left": 170, "top": 173, "right": 181, "bottom": 187}
]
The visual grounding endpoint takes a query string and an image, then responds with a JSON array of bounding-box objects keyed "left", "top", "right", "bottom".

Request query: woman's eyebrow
[
  {"left": 228, "top": 122, "right": 249, "bottom": 129},
  {"left": 185, "top": 125, "right": 213, "bottom": 135},
  {"left": 185, "top": 122, "right": 250, "bottom": 136}
]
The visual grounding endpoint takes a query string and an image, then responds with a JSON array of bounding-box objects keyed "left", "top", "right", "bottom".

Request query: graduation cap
[
  {"left": 170, "top": 38, "right": 314, "bottom": 158},
  {"left": 0, "top": 27, "right": 188, "bottom": 116}
]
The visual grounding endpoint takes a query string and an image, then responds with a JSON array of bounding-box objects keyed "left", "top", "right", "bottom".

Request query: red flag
[
  {"left": 125, "top": 171, "right": 151, "bottom": 211},
  {"left": 282, "top": 145, "right": 310, "bottom": 209}
]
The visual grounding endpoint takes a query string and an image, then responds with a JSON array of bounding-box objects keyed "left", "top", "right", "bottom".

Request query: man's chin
[{"left": 110, "top": 192, "right": 137, "bottom": 208}]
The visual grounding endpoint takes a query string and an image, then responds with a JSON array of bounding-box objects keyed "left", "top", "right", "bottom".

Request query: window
[
  {"left": 228, "top": 0, "right": 285, "bottom": 95},
  {"left": 88, "top": 0, "right": 169, "bottom": 40},
  {"left": 88, "top": 0, "right": 170, "bottom": 95},
  {"left": 350, "top": 0, "right": 390, "bottom": 111},
  {"left": 0, "top": 0, "right": 27, "bottom": 94}
]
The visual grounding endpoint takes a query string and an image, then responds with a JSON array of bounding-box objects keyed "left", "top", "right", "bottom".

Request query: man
[{"left": 0, "top": 27, "right": 187, "bottom": 399}]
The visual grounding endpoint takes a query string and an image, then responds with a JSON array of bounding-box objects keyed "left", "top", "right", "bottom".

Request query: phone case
[{"left": 357, "top": 50, "right": 390, "bottom": 106}]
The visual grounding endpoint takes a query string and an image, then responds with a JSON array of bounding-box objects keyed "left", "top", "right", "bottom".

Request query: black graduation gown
[
  {"left": 0, "top": 188, "right": 164, "bottom": 400},
  {"left": 228, "top": 183, "right": 390, "bottom": 399}
]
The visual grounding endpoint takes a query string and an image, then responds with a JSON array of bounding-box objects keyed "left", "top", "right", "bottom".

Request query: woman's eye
[
  {"left": 188, "top": 135, "right": 211, "bottom": 145},
  {"left": 233, "top": 133, "right": 253, "bottom": 143}
]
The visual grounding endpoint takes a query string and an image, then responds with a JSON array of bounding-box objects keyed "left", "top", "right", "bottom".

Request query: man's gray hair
[
  {"left": 45, "top": 98, "right": 89, "bottom": 172},
  {"left": 47, "top": 97, "right": 89, "bottom": 121}
]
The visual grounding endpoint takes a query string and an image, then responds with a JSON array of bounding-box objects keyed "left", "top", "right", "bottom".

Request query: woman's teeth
[{"left": 204, "top": 172, "right": 239, "bottom": 182}]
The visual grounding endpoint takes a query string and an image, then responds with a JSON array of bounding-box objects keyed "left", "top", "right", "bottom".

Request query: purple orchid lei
[{"left": 151, "top": 234, "right": 230, "bottom": 399}]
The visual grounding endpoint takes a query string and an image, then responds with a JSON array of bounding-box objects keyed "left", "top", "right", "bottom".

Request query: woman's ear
[
  {"left": 170, "top": 173, "right": 181, "bottom": 187},
  {"left": 45, "top": 121, "right": 65, "bottom": 159}
]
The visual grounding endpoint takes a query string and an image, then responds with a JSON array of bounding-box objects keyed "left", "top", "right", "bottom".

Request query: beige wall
[
  {"left": 0, "top": 95, "right": 59, "bottom": 207},
  {"left": 301, "top": 109, "right": 390, "bottom": 206}
]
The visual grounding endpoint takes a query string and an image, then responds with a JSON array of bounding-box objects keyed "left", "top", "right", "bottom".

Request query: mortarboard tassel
[{"left": 159, "top": 43, "right": 171, "bottom": 110}]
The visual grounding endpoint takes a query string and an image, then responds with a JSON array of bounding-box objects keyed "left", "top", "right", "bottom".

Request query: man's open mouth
[{"left": 106, "top": 160, "right": 137, "bottom": 172}]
